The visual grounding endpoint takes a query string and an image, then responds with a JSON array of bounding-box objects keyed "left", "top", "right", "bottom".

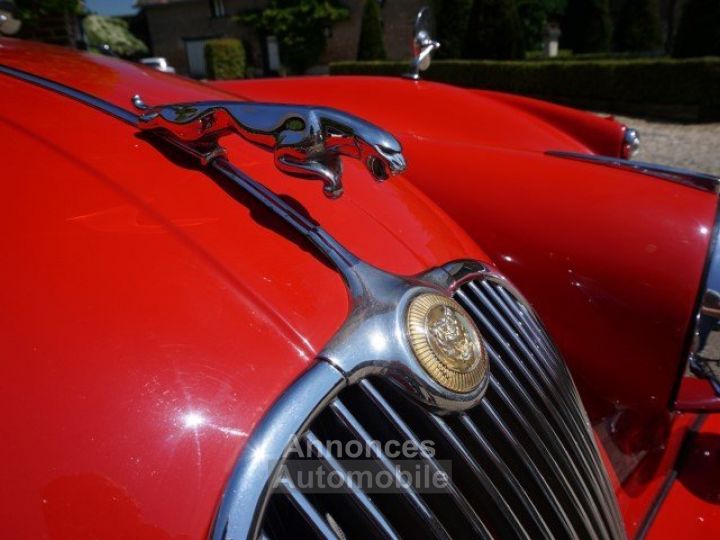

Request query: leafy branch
[{"left": 239, "top": 0, "right": 349, "bottom": 74}]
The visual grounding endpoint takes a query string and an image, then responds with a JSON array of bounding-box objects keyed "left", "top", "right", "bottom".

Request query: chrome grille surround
[{"left": 211, "top": 263, "right": 626, "bottom": 540}]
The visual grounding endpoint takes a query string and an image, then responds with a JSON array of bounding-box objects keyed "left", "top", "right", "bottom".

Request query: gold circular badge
[{"left": 406, "top": 293, "right": 488, "bottom": 393}]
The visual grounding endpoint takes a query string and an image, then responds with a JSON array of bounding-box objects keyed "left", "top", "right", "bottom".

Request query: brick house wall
[
  {"left": 141, "top": 0, "right": 423, "bottom": 77},
  {"left": 319, "top": 0, "right": 424, "bottom": 64},
  {"left": 142, "top": 0, "right": 264, "bottom": 76}
]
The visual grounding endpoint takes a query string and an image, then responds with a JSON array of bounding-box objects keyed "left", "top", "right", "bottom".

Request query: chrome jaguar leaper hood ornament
[{"left": 133, "top": 96, "right": 406, "bottom": 198}]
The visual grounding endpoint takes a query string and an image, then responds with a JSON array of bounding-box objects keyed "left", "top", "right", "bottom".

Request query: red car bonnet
[{"left": 0, "top": 38, "right": 488, "bottom": 539}]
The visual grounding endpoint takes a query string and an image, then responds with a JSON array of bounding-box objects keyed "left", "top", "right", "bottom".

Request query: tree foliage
[
  {"left": 562, "top": 0, "right": 611, "bottom": 53},
  {"left": 357, "top": 0, "right": 385, "bottom": 60},
  {"left": 516, "top": 0, "right": 566, "bottom": 51},
  {"left": 673, "top": 0, "right": 720, "bottom": 58},
  {"left": 240, "top": 0, "right": 349, "bottom": 74},
  {"left": 83, "top": 14, "right": 148, "bottom": 58},
  {"left": 614, "top": 0, "right": 662, "bottom": 52},
  {"left": 14, "top": 0, "right": 80, "bottom": 25},
  {"left": 205, "top": 38, "right": 247, "bottom": 80},
  {"left": 463, "top": 0, "right": 524, "bottom": 59},
  {"left": 432, "top": 0, "right": 473, "bottom": 58}
]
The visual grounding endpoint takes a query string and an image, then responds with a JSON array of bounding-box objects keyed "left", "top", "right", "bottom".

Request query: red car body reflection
[{"left": 1, "top": 38, "right": 718, "bottom": 538}]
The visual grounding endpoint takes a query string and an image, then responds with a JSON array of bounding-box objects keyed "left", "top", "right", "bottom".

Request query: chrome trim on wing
[
  {"left": 546, "top": 150, "right": 720, "bottom": 194},
  {"left": 677, "top": 202, "right": 720, "bottom": 405}
]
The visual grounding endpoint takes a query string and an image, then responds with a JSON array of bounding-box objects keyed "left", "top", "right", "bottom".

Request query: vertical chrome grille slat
[
  {"left": 474, "top": 282, "right": 571, "bottom": 395},
  {"left": 329, "top": 398, "right": 452, "bottom": 540},
  {"left": 455, "top": 412, "right": 557, "bottom": 539},
  {"left": 457, "top": 286, "right": 615, "bottom": 533},
  {"left": 514, "top": 296, "right": 622, "bottom": 530},
  {"left": 254, "top": 277, "right": 624, "bottom": 540},
  {"left": 483, "top": 282, "right": 598, "bottom": 457},
  {"left": 427, "top": 412, "right": 534, "bottom": 539},
  {"left": 359, "top": 380, "right": 494, "bottom": 539},
  {"left": 457, "top": 289, "right": 597, "bottom": 460},
  {"left": 488, "top": 372, "right": 615, "bottom": 539},
  {"left": 476, "top": 326, "right": 605, "bottom": 527},
  {"left": 460, "top": 413, "right": 553, "bottom": 538},
  {"left": 303, "top": 430, "right": 401, "bottom": 540},
  {"left": 492, "top": 283, "right": 626, "bottom": 538},
  {"left": 461, "top": 286, "right": 583, "bottom": 431},
  {"left": 492, "top": 284, "right": 566, "bottom": 371},
  {"left": 469, "top": 282, "right": 619, "bottom": 536},
  {"left": 278, "top": 475, "right": 339, "bottom": 540},
  {"left": 478, "top": 394, "right": 594, "bottom": 540},
  {"left": 490, "top": 284, "right": 624, "bottom": 539}
]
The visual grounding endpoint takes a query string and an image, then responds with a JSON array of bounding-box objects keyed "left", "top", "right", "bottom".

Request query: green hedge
[
  {"left": 329, "top": 58, "right": 720, "bottom": 120},
  {"left": 205, "top": 38, "right": 246, "bottom": 80}
]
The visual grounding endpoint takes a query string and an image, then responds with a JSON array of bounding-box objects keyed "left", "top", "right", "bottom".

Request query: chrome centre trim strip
[
  {"left": 546, "top": 150, "right": 720, "bottom": 194},
  {"left": 0, "top": 64, "right": 139, "bottom": 125},
  {"left": 209, "top": 158, "right": 362, "bottom": 288}
]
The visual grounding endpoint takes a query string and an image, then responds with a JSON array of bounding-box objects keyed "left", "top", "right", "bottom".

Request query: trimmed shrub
[
  {"left": 357, "top": 0, "right": 386, "bottom": 60},
  {"left": 432, "top": 0, "right": 474, "bottom": 58},
  {"left": 463, "top": 0, "right": 524, "bottom": 59},
  {"left": 205, "top": 39, "right": 246, "bottom": 80},
  {"left": 673, "top": 0, "right": 720, "bottom": 58},
  {"left": 329, "top": 58, "right": 720, "bottom": 120},
  {"left": 614, "top": 0, "right": 662, "bottom": 52},
  {"left": 562, "top": 0, "right": 611, "bottom": 53}
]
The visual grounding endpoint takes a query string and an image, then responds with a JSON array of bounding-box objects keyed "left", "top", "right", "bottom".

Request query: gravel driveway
[{"left": 607, "top": 115, "right": 720, "bottom": 176}]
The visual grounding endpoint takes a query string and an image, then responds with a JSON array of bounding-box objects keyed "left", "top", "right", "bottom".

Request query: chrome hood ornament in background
[
  {"left": 133, "top": 96, "right": 406, "bottom": 198},
  {"left": 0, "top": 4, "right": 22, "bottom": 36},
  {"left": 404, "top": 6, "right": 440, "bottom": 81}
]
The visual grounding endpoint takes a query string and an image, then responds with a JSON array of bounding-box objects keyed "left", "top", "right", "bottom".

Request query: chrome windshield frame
[{"left": 676, "top": 201, "right": 720, "bottom": 408}]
